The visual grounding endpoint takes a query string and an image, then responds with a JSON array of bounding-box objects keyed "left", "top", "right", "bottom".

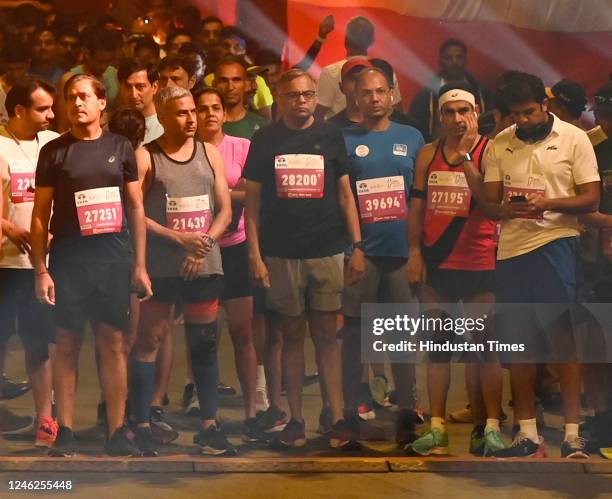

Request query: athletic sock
[
  {"left": 519, "top": 418, "right": 539, "bottom": 443},
  {"left": 564, "top": 423, "right": 579, "bottom": 441},
  {"left": 128, "top": 358, "right": 156, "bottom": 425},
  {"left": 485, "top": 418, "right": 501, "bottom": 433},
  {"left": 430, "top": 417, "right": 446, "bottom": 432},
  {"left": 255, "top": 365, "right": 266, "bottom": 393}
]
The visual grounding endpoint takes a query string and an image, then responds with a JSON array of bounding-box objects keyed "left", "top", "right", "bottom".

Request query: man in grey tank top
[{"left": 132, "top": 86, "right": 235, "bottom": 456}]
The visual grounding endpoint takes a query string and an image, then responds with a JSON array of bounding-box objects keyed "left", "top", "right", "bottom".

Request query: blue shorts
[{"left": 495, "top": 237, "right": 580, "bottom": 362}]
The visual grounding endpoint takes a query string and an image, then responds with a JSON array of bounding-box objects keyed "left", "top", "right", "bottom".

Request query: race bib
[
  {"left": 74, "top": 187, "right": 123, "bottom": 236},
  {"left": 166, "top": 195, "right": 211, "bottom": 233},
  {"left": 503, "top": 173, "right": 546, "bottom": 220},
  {"left": 9, "top": 160, "right": 35, "bottom": 203},
  {"left": 427, "top": 171, "right": 471, "bottom": 217},
  {"left": 356, "top": 176, "right": 406, "bottom": 224},
  {"left": 275, "top": 154, "right": 324, "bottom": 198}
]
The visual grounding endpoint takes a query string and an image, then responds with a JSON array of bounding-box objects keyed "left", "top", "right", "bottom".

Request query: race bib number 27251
[
  {"left": 74, "top": 187, "right": 123, "bottom": 236},
  {"left": 275, "top": 154, "right": 324, "bottom": 198}
]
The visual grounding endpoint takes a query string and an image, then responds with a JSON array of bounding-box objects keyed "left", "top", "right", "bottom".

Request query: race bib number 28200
[{"left": 275, "top": 154, "right": 324, "bottom": 198}]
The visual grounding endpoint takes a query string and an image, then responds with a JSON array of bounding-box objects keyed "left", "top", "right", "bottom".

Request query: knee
[
  {"left": 186, "top": 322, "right": 217, "bottom": 366},
  {"left": 134, "top": 330, "right": 164, "bottom": 356},
  {"left": 311, "top": 330, "right": 338, "bottom": 349},
  {"left": 95, "top": 331, "right": 124, "bottom": 357},
  {"left": 229, "top": 322, "right": 253, "bottom": 349}
]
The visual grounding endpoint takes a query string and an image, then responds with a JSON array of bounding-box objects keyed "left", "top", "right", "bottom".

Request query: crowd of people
[{"left": 0, "top": 2, "right": 611, "bottom": 461}]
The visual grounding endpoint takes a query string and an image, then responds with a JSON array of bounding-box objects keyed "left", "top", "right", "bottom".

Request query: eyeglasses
[
  {"left": 283, "top": 90, "right": 316, "bottom": 101},
  {"left": 594, "top": 95, "right": 612, "bottom": 105}
]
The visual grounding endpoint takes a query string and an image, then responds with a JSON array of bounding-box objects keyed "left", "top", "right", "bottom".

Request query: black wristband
[{"left": 410, "top": 187, "right": 427, "bottom": 200}]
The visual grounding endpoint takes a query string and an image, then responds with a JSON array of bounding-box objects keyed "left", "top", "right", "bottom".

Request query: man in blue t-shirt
[{"left": 342, "top": 67, "right": 425, "bottom": 448}]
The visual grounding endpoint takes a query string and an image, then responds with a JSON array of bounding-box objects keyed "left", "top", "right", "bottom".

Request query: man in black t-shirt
[
  {"left": 31, "top": 74, "right": 152, "bottom": 457},
  {"left": 244, "top": 68, "right": 365, "bottom": 450}
]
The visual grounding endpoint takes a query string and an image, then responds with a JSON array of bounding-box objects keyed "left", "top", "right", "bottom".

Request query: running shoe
[
  {"left": 370, "top": 375, "right": 390, "bottom": 408},
  {"left": 133, "top": 426, "right": 159, "bottom": 457},
  {"left": 483, "top": 427, "right": 506, "bottom": 457},
  {"left": 0, "top": 407, "right": 33, "bottom": 433},
  {"left": 357, "top": 400, "right": 376, "bottom": 421},
  {"left": 182, "top": 383, "right": 195, "bottom": 408},
  {"left": 0, "top": 375, "right": 31, "bottom": 400},
  {"left": 449, "top": 405, "right": 473, "bottom": 423},
  {"left": 329, "top": 418, "right": 361, "bottom": 451},
  {"left": 561, "top": 435, "right": 589, "bottom": 459},
  {"left": 217, "top": 381, "right": 236, "bottom": 396},
  {"left": 406, "top": 428, "right": 449, "bottom": 456},
  {"left": 242, "top": 417, "right": 267, "bottom": 443},
  {"left": 49, "top": 426, "right": 78, "bottom": 457},
  {"left": 184, "top": 390, "right": 201, "bottom": 417},
  {"left": 395, "top": 408, "right": 424, "bottom": 447},
  {"left": 492, "top": 432, "right": 545, "bottom": 458},
  {"left": 162, "top": 393, "right": 170, "bottom": 406},
  {"left": 35, "top": 416, "right": 58, "bottom": 448},
  {"left": 269, "top": 419, "right": 306, "bottom": 449},
  {"left": 150, "top": 406, "right": 179, "bottom": 444},
  {"left": 318, "top": 407, "right": 332, "bottom": 434},
  {"left": 303, "top": 372, "right": 319, "bottom": 387},
  {"left": 255, "top": 405, "right": 287, "bottom": 433},
  {"left": 105, "top": 426, "right": 143, "bottom": 457},
  {"left": 194, "top": 424, "right": 237, "bottom": 456},
  {"left": 469, "top": 425, "right": 485, "bottom": 455}
]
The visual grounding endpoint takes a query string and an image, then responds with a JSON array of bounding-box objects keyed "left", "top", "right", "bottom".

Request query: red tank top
[{"left": 423, "top": 136, "right": 496, "bottom": 271}]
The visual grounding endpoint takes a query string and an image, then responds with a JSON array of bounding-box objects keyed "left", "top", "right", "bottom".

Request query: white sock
[
  {"left": 256, "top": 365, "right": 266, "bottom": 392},
  {"left": 485, "top": 418, "right": 500, "bottom": 433},
  {"left": 519, "top": 418, "right": 539, "bottom": 443},
  {"left": 430, "top": 417, "right": 446, "bottom": 431},
  {"left": 564, "top": 423, "right": 579, "bottom": 441}
]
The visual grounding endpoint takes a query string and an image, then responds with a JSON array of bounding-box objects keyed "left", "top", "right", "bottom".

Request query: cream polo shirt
[
  {"left": 0, "top": 126, "right": 59, "bottom": 268},
  {"left": 483, "top": 114, "right": 600, "bottom": 260}
]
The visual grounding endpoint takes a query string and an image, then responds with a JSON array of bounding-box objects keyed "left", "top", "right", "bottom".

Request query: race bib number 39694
[
  {"left": 166, "top": 195, "right": 211, "bottom": 233},
  {"left": 275, "top": 154, "right": 324, "bottom": 198},
  {"left": 357, "top": 176, "right": 406, "bottom": 224},
  {"left": 74, "top": 187, "right": 123, "bottom": 236}
]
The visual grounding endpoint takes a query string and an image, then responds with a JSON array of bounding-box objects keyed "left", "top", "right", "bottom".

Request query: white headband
[{"left": 439, "top": 89, "right": 476, "bottom": 111}]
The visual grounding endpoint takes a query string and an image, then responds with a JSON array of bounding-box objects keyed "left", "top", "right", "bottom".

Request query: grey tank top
[{"left": 144, "top": 140, "right": 223, "bottom": 278}]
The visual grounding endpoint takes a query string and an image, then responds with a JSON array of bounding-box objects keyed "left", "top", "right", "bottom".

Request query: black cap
[
  {"left": 594, "top": 81, "right": 612, "bottom": 110},
  {"left": 545, "top": 79, "right": 587, "bottom": 113}
]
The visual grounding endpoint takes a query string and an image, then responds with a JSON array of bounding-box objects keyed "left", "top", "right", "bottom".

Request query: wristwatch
[
  {"left": 352, "top": 240, "right": 365, "bottom": 252},
  {"left": 462, "top": 152, "right": 473, "bottom": 163}
]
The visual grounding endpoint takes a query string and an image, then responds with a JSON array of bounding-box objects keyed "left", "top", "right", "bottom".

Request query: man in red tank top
[{"left": 405, "top": 82, "right": 504, "bottom": 457}]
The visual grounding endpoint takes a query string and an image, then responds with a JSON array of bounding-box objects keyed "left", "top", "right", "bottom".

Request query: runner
[
  {"left": 0, "top": 78, "right": 58, "bottom": 446},
  {"left": 195, "top": 86, "right": 260, "bottom": 440},
  {"left": 244, "top": 68, "right": 365, "bottom": 449},
  {"left": 405, "top": 82, "right": 504, "bottom": 457},
  {"left": 479, "top": 72, "right": 600, "bottom": 458},
  {"left": 30, "top": 74, "right": 153, "bottom": 457},
  {"left": 341, "top": 67, "right": 425, "bottom": 446},
  {"left": 132, "top": 85, "right": 235, "bottom": 456},
  {"left": 117, "top": 60, "right": 163, "bottom": 145}
]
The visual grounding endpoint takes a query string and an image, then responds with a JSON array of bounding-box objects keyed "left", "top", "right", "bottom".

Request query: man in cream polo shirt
[
  {"left": 0, "top": 78, "right": 58, "bottom": 446},
  {"left": 479, "top": 72, "right": 600, "bottom": 459}
]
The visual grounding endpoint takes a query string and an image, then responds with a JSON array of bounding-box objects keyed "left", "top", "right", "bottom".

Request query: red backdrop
[{"left": 285, "top": 2, "right": 612, "bottom": 108}]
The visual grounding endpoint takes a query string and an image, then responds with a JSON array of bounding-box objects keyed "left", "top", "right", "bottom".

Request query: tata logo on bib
[
  {"left": 76, "top": 193, "right": 86, "bottom": 206},
  {"left": 358, "top": 182, "right": 369, "bottom": 194},
  {"left": 275, "top": 156, "right": 287, "bottom": 166}
]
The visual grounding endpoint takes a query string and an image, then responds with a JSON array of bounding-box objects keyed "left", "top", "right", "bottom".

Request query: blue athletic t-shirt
[{"left": 344, "top": 121, "right": 424, "bottom": 257}]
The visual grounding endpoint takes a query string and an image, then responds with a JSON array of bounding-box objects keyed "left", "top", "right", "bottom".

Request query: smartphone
[
  {"left": 477, "top": 110, "right": 496, "bottom": 136},
  {"left": 510, "top": 195, "right": 527, "bottom": 203}
]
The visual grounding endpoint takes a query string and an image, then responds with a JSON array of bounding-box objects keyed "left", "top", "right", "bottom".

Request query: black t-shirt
[
  {"left": 36, "top": 132, "right": 138, "bottom": 262},
  {"left": 243, "top": 119, "right": 350, "bottom": 258}
]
